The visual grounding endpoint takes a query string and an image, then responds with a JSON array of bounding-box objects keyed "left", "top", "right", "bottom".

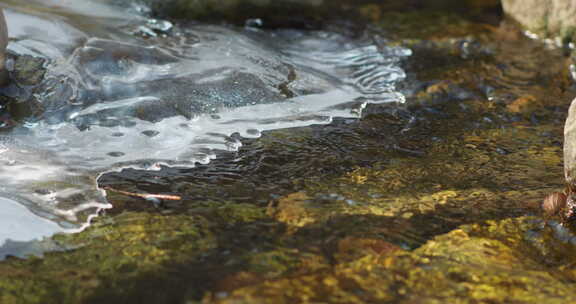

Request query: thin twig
[{"left": 102, "top": 186, "right": 182, "bottom": 201}]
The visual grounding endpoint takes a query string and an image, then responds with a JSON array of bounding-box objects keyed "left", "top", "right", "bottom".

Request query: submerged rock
[
  {"left": 137, "top": 0, "right": 500, "bottom": 26},
  {"left": 0, "top": 212, "right": 217, "bottom": 303},
  {"left": 0, "top": 1, "right": 572, "bottom": 302},
  {"left": 206, "top": 217, "right": 576, "bottom": 304},
  {"left": 140, "top": 0, "right": 327, "bottom": 23}
]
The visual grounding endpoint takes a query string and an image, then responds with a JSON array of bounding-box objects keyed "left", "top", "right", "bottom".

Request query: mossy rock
[
  {"left": 0, "top": 212, "right": 216, "bottom": 303},
  {"left": 206, "top": 217, "right": 576, "bottom": 303}
]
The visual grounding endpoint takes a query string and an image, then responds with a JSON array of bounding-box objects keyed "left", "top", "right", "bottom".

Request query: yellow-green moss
[
  {"left": 3, "top": 2, "right": 575, "bottom": 303},
  {"left": 208, "top": 217, "right": 576, "bottom": 304},
  {"left": 0, "top": 212, "right": 216, "bottom": 303}
]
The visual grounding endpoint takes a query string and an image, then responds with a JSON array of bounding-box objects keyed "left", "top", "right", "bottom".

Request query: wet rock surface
[
  {"left": 207, "top": 217, "right": 576, "bottom": 303},
  {"left": 12, "top": 55, "right": 46, "bottom": 87},
  {"left": 502, "top": 0, "right": 576, "bottom": 41},
  {"left": 140, "top": 0, "right": 501, "bottom": 27},
  {"left": 0, "top": 1, "right": 575, "bottom": 303},
  {"left": 566, "top": 99, "right": 576, "bottom": 184}
]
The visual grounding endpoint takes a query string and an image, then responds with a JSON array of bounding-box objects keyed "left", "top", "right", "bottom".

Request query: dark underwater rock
[{"left": 137, "top": 0, "right": 501, "bottom": 26}]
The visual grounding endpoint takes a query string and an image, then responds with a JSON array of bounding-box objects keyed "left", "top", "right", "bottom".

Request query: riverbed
[{"left": 0, "top": 1, "right": 574, "bottom": 303}]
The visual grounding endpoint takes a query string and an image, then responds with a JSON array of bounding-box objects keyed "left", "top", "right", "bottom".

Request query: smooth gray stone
[
  {"left": 0, "top": 9, "right": 8, "bottom": 85},
  {"left": 502, "top": 0, "right": 576, "bottom": 41},
  {"left": 565, "top": 98, "right": 576, "bottom": 185}
]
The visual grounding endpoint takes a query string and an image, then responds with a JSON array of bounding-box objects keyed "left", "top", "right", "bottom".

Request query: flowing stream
[{"left": 0, "top": 0, "right": 410, "bottom": 252}]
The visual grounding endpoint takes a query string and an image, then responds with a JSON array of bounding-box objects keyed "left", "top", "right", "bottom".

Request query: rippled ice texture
[{"left": 0, "top": 0, "right": 410, "bottom": 251}]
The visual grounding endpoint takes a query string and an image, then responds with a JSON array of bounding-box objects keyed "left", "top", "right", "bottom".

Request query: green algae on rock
[
  {"left": 0, "top": 212, "right": 216, "bottom": 303},
  {"left": 3, "top": 54, "right": 48, "bottom": 123},
  {"left": 1, "top": 0, "right": 576, "bottom": 303},
  {"left": 12, "top": 55, "right": 47, "bottom": 87},
  {"left": 206, "top": 217, "right": 576, "bottom": 304}
]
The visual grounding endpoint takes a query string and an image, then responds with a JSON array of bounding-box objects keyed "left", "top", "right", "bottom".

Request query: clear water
[{"left": 0, "top": 0, "right": 410, "bottom": 251}]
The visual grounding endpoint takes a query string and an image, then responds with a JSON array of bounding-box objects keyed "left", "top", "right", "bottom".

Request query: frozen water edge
[
  {"left": 0, "top": 197, "right": 66, "bottom": 243},
  {"left": 0, "top": 2, "right": 410, "bottom": 257}
]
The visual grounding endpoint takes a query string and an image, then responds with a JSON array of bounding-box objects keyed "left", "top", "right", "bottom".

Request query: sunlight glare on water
[{"left": 0, "top": 0, "right": 410, "bottom": 255}]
